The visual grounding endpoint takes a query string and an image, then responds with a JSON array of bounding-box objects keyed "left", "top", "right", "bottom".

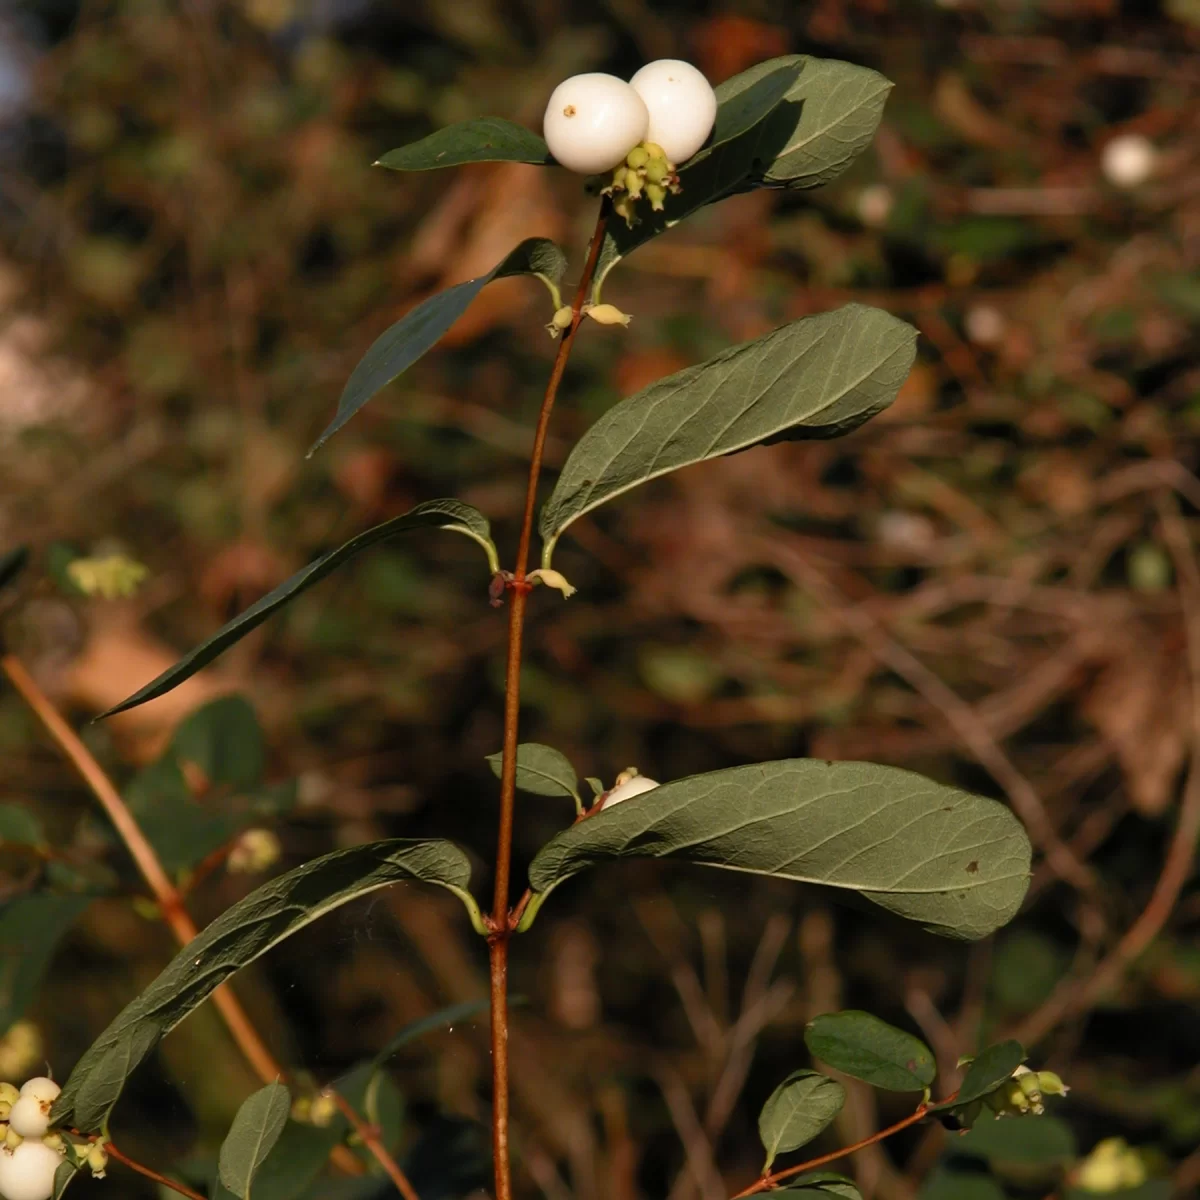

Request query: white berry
[
  {"left": 7, "top": 1081, "right": 59, "bottom": 1140},
  {"left": 0, "top": 1140, "right": 63, "bottom": 1200},
  {"left": 1101, "top": 134, "right": 1156, "bottom": 188},
  {"left": 543, "top": 74, "right": 649, "bottom": 175},
  {"left": 602, "top": 773, "right": 660, "bottom": 809},
  {"left": 629, "top": 60, "right": 717, "bottom": 165}
]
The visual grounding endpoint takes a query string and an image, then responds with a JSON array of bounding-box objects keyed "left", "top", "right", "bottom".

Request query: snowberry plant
[{"left": 2, "top": 53, "right": 1060, "bottom": 1200}]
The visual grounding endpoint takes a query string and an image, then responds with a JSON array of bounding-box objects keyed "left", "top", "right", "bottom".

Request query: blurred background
[{"left": 1, "top": 0, "right": 1199, "bottom": 1197}]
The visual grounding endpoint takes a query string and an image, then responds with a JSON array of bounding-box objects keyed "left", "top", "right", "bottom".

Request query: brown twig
[
  {"left": 0, "top": 653, "right": 398, "bottom": 1186},
  {"left": 327, "top": 1088, "right": 421, "bottom": 1200},
  {"left": 104, "top": 1140, "right": 207, "bottom": 1200},
  {"left": 1013, "top": 492, "right": 1200, "bottom": 1047},
  {"left": 488, "top": 198, "right": 611, "bottom": 1200},
  {"left": 729, "top": 1103, "right": 934, "bottom": 1198}
]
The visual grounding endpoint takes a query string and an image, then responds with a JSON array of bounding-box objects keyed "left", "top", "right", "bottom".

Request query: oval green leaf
[
  {"left": 309, "top": 238, "right": 566, "bottom": 453},
  {"left": 51, "top": 1158, "right": 79, "bottom": 1200},
  {"left": 758, "top": 1070, "right": 846, "bottom": 1171},
  {"left": 232, "top": 1119, "right": 344, "bottom": 1200},
  {"left": 218, "top": 1082, "right": 291, "bottom": 1199},
  {"left": 804, "top": 1010, "right": 936, "bottom": 1092},
  {"left": 524, "top": 759, "right": 1031, "bottom": 941},
  {"left": 370, "top": 998, "right": 489, "bottom": 1071},
  {"left": 100, "top": 499, "right": 495, "bottom": 717},
  {"left": 932, "top": 1041, "right": 1026, "bottom": 1112},
  {"left": 486, "top": 743, "right": 579, "bottom": 801},
  {"left": 540, "top": 305, "right": 917, "bottom": 559},
  {"left": 0, "top": 894, "right": 91, "bottom": 1031},
  {"left": 920, "top": 1168, "right": 1006, "bottom": 1200},
  {"left": 955, "top": 1113, "right": 1076, "bottom": 1170},
  {"left": 52, "top": 838, "right": 481, "bottom": 1132},
  {"left": 377, "top": 118, "right": 551, "bottom": 171}
]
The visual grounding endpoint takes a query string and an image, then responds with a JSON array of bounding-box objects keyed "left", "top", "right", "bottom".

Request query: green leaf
[
  {"left": 0, "top": 802, "right": 43, "bottom": 845},
  {"left": 486, "top": 744, "right": 579, "bottom": 800},
  {"left": 0, "top": 545, "right": 29, "bottom": 592},
  {"left": 523, "top": 759, "right": 1030, "bottom": 941},
  {"left": 52, "top": 838, "right": 481, "bottom": 1132},
  {"left": 733, "top": 56, "right": 894, "bottom": 190},
  {"left": 779, "top": 1172, "right": 861, "bottom": 1197},
  {"left": 758, "top": 1070, "right": 845, "bottom": 1171},
  {"left": 310, "top": 239, "right": 567, "bottom": 453},
  {"left": 591, "top": 56, "right": 889, "bottom": 295},
  {"left": 0, "top": 894, "right": 90, "bottom": 1030},
  {"left": 51, "top": 1159, "right": 80, "bottom": 1200},
  {"left": 377, "top": 118, "right": 551, "bottom": 170},
  {"left": 804, "top": 1011, "right": 936, "bottom": 1092},
  {"left": 173, "top": 695, "right": 265, "bottom": 791},
  {"left": 370, "top": 998, "right": 490, "bottom": 1070},
  {"left": 218, "top": 1082, "right": 291, "bottom": 1199},
  {"left": 100, "top": 500, "right": 496, "bottom": 717},
  {"left": 233, "top": 1120, "right": 342, "bottom": 1200},
  {"left": 540, "top": 305, "right": 917, "bottom": 559},
  {"left": 932, "top": 1041, "right": 1026, "bottom": 1111}
]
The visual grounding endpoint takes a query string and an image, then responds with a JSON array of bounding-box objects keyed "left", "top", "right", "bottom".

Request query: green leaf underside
[
  {"left": 593, "top": 55, "right": 890, "bottom": 293},
  {"left": 932, "top": 1041, "right": 1026, "bottom": 1111},
  {"left": 52, "top": 838, "right": 476, "bottom": 1131},
  {"left": 232, "top": 1119, "right": 344, "bottom": 1200},
  {"left": 0, "top": 545, "right": 30, "bottom": 592},
  {"left": 540, "top": 304, "right": 917, "bottom": 554},
  {"left": 486, "top": 743, "right": 579, "bottom": 799},
  {"left": 758, "top": 1070, "right": 846, "bottom": 1171},
  {"left": 51, "top": 1159, "right": 79, "bottom": 1200},
  {"left": 219, "top": 1082, "right": 291, "bottom": 1198},
  {"left": 920, "top": 1168, "right": 1006, "bottom": 1200},
  {"left": 377, "top": 117, "right": 551, "bottom": 170},
  {"left": 100, "top": 500, "right": 492, "bottom": 716},
  {"left": 310, "top": 238, "right": 566, "bottom": 453},
  {"left": 526, "top": 760, "right": 1031, "bottom": 942},
  {"left": 805, "top": 1010, "right": 936, "bottom": 1092},
  {"left": 780, "top": 1172, "right": 862, "bottom": 1197}
]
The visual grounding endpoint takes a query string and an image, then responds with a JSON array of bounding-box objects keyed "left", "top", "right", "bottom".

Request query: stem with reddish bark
[{"left": 488, "top": 199, "right": 610, "bottom": 1200}]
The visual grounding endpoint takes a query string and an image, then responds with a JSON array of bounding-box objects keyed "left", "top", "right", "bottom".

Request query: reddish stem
[{"left": 489, "top": 199, "right": 610, "bottom": 1200}]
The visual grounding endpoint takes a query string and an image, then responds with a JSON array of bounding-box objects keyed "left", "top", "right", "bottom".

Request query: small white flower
[
  {"left": 1101, "top": 134, "right": 1156, "bottom": 189},
  {"left": 629, "top": 60, "right": 717, "bottom": 165},
  {"left": 543, "top": 74, "right": 649, "bottom": 175}
]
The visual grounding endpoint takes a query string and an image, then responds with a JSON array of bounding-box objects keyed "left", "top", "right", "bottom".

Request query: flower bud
[
  {"left": 309, "top": 1092, "right": 338, "bottom": 1128},
  {"left": 584, "top": 304, "right": 632, "bottom": 327},
  {"left": 86, "top": 1142, "right": 109, "bottom": 1179},
  {"left": 1036, "top": 1070, "right": 1070, "bottom": 1098},
  {"left": 527, "top": 568, "right": 576, "bottom": 598},
  {"left": 546, "top": 305, "right": 574, "bottom": 339},
  {"left": 645, "top": 182, "right": 667, "bottom": 211}
]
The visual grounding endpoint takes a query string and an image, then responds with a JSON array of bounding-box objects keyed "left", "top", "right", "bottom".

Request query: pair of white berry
[
  {"left": 543, "top": 60, "right": 718, "bottom": 176},
  {"left": 0, "top": 1078, "right": 66, "bottom": 1200}
]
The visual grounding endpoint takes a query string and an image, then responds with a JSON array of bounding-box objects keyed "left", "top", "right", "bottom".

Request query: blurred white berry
[
  {"left": 0, "top": 1139, "right": 63, "bottom": 1200},
  {"left": 1101, "top": 134, "right": 1156, "bottom": 188},
  {"left": 629, "top": 60, "right": 717, "bottom": 165},
  {"left": 856, "top": 183, "right": 893, "bottom": 228},
  {"left": 964, "top": 305, "right": 1006, "bottom": 347},
  {"left": 602, "top": 771, "right": 660, "bottom": 809},
  {"left": 227, "top": 828, "right": 282, "bottom": 874},
  {"left": 543, "top": 74, "right": 649, "bottom": 175}
]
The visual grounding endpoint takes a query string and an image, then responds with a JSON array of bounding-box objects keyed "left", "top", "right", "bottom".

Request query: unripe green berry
[
  {"left": 584, "top": 304, "right": 632, "bottom": 328},
  {"left": 39, "top": 1134, "right": 64, "bottom": 1154},
  {"left": 625, "top": 145, "right": 649, "bottom": 170},
  {"left": 642, "top": 141, "right": 667, "bottom": 161},
  {"left": 0, "top": 1084, "right": 19, "bottom": 1107},
  {"left": 610, "top": 165, "right": 628, "bottom": 190},
  {"left": 1037, "top": 1070, "right": 1070, "bottom": 1097},
  {"left": 645, "top": 181, "right": 667, "bottom": 211},
  {"left": 6, "top": 1125, "right": 24, "bottom": 1150}
]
